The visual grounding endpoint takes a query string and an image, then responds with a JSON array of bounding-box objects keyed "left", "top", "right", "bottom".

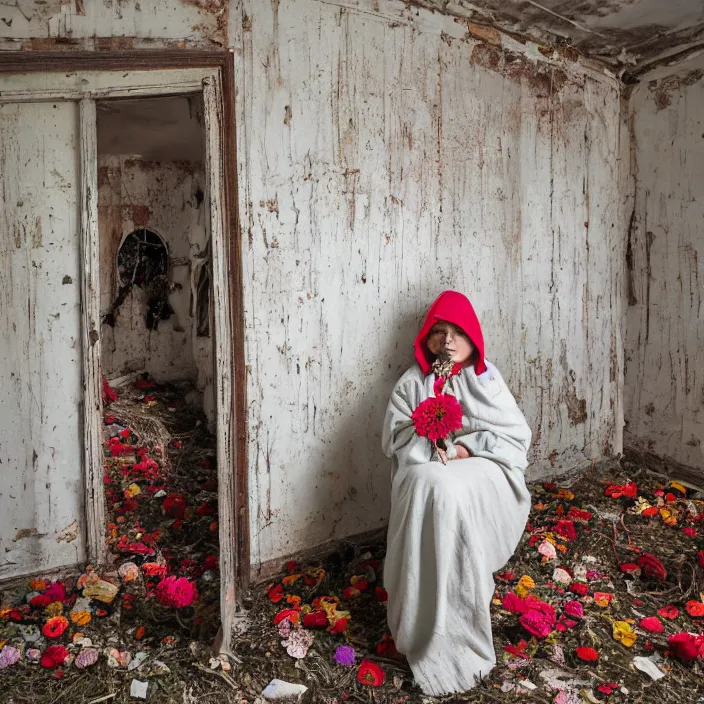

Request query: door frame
[{"left": 0, "top": 52, "right": 249, "bottom": 653}]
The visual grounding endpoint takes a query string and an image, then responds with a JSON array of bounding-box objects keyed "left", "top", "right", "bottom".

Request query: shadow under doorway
[{"left": 97, "top": 93, "right": 221, "bottom": 644}]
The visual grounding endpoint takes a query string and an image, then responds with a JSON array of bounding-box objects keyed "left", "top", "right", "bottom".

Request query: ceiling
[
  {"left": 97, "top": 95, "right": 204, "bottom": 163},
  {"left": 411, "top": 0, "right": 704, "bottom": 74}
]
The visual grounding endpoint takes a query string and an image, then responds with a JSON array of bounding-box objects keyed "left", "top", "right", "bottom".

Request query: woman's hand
[{"left": 454, "top": 444, "right": 470, "bottom": 459}]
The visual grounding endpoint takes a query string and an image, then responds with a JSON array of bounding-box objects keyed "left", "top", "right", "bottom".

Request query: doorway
[{"left": 0, "top": 56, "right": 246, "bottom": 657}]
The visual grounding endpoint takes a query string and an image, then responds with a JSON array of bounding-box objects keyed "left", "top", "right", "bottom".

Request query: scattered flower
[
  {"left": 0, "top": 646, "right": 21, "bottom": 669},
  {"left": 281, "top": 628, "right": 314, "bottom": 659},
  {"left": 612, "top": 621, "right": 637, "bottom": 648},
  {"left": 334, "top": 645, "right": 356, "bottom": 666},
  {"left": 637, "top": 553, "right": 667, "bottom": 581},
  {"left": 575, "top": 647, "right": 599, "bottom": 662},
  {"left": 41, "top": 645, "right": 69, "bottom": 668},
  {"left": 155, "top": 577, "right": 198, "bottom": 609},
  {"left": 357, "top": 659, "right": 385, "bottom": 687},
  {"left": 639, "top": 617, "right": 664, "bottom": 633},
  {"left": 685, "top": 600, "right": 704, "bottom": 618},
  {"left": 75, "top": 648, "right": 99, "bottom": 669},
  {"left": 42, "top": 616, "right": 69, "bottom": 639},
  {"left": 658, "top": 605, "right": 679, "bottom": 619}
]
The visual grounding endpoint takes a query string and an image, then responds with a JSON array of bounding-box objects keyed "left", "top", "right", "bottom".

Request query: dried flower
[
  {"left": 142, "top": 562, "right": 167, "bottom": 579},
  {"left": 668, "top": 632, "right": 704, "bottom": 661},
  {"left": 334, "top": 645, "right": 356, "bottom": 666},
  {"left": 43, "top": 582, "right": 66, "bottom": 603},
  {"left": 281, "top": 628, "right": 314, "bottom": 659},
  {"left": 0, "top": 646, "right": 20, "bottom": 669},
  {"left": 375, "top": 587, "right": 388, "bottom": 602},
  {"left": 75, "top": 648, "right": 99, "bottom": 669},
  {"left": 267, "top": 584, "right": 284, "bottom": 604},
  {"left": 658, "top": 605, "right": 678, "bottom": 619},
  {"left": 303, "top": 611, "right": 328, "bottom": 628},
  {"left": 685, "top": 600, "right": 704, "bottom": 618},
  {"left": 639, "top": 617, "right": 664, "bottom": 633}
]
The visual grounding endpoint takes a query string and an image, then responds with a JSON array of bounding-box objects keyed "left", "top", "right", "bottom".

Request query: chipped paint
[
  {"left": 625, "top": 55, "right": 704, "bottom": 474},
  {"left": 232, "top": 0, "right": 624, "bottom": 569}
]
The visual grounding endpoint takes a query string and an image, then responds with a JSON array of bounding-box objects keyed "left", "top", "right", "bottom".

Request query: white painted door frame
[{"left": 0, "top": 64, "right": 240, "bottom": 655}]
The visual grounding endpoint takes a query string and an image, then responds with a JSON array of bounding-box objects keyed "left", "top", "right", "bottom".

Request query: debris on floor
[{"left": 1, "top": 450, "right": 703, "bottom": 702}]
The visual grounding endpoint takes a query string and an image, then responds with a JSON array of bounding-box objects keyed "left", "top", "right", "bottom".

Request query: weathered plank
[{"left": 0, "top": 100, "right": 86, "bottom": 578}]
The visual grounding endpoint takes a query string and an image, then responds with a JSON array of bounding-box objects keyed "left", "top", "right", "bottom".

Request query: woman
[{"left": 381, "top": 290, "right": 532, "bottom": 696}]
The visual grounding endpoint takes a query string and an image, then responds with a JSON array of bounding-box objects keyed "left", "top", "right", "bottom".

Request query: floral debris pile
[
  {"left": 235, "top": 460, "right": 704, "bottom": 703},
  {"left": 0, "top": 376, "right": 223, "bottom": 700}
]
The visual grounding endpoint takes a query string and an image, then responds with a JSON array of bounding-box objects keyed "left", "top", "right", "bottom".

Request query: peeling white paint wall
[
  {"left": 0, "top": 0, "right": 626, "bottom": 573},
  {"left": 232, "top": 0, "right": 624, "bottom": 571},
  {"left": 625, "top": 56, "right": 704, "bottom": 472}
]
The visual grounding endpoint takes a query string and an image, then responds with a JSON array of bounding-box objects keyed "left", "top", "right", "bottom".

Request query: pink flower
[
  {"left": 564, "top": 601, "right": 583, "bottom": 619},
  {"left": 639, "top": 617, "right": 664, "bottom": 633},
  {"left": 668, "top": 632, "right": 703, "bottom": 661},
  {"left": 519, "top": 609, "right": 555, "bottom": 639},
  {"left": 43, "top": 582, "right": 66, "bottom": 603},
  {"left": 155, "top": 576, "right": 198, "bottom": 608},
  {"left": 502, "top": 592, "right": 528, "bottom": 614}
]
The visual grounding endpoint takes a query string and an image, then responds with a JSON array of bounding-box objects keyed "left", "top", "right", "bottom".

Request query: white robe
[{"left": 381, "top": 361, "right": 532, "bottom": 696}]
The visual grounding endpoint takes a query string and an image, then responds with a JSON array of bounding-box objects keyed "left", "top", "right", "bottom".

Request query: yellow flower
[
  {"left": 613, "top": 620, "right": 637, "bottom": 647},
  {"left": 515, "top": 575, "right": 535, "bottom": 599},
  {"left": 124, "top": 483, "right": 141, "bottom": 498},
  {"left": 70, "top": 610, "right": 91, "bottom": 626},
  {"left": 44, "top": 601, "right": 64, "bottom": 618},
  {"left": 556, "top": 489, "right": 575, "bottom": 501},
  {"left": 660, "top": 508, "right": 677, "bottom": 526}
]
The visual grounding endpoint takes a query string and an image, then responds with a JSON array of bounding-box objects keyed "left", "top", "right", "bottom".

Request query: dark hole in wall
[
  {"left": 103, "top": 229, "right": 175, "bottom": 329},
  {"left": 195, "top": 261, "right": 211, "bottom": 337}
]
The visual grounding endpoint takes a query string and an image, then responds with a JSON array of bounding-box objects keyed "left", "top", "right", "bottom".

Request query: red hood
[{"left": 414, "top": 291, "right": 487, "bottom": 376}]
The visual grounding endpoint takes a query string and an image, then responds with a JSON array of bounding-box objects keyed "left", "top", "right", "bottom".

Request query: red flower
[
  {"left": 658, "top": 605, "right": 679, "bottom": 620},
  {"left": 604, "top": 482, "right": 637, "bottom": 500},
  {"left": 42, "top": 616, "right": 69, "bottom": 639},
  {"left": 273, "top": 609, "right": 300, "bottom": 626},
  {"left": 155, "top": 576, "right": 198, "bottom": 608},
  {"left": 698, "top": 551, "right": 704, "bottom": 569},
  {"left": 163, "top": 493, "right": 187, "bottom": 519},
  {"left": 411, "top": 394, "right": 463, "bottom": 442},
  {"left": 286, "top": 560, "right": 300, "bottom": 575},
  {"left": 637, "top": 553, "right": 667, "bottom": 581},
  {"left": 620, "top": 562, "right": 641, "bottom": 577},
  {"left": 502, "top": 593, "right": 528, "bottom": 614},
  {"left": 554, "top": 520, "right": 577, "bottom": 541},
  {"left": 668, "top": 632, "right": 703, "bottom": 661},
  {"left": 29, "top": 594, "right": 51, "bottom": 609},
  {"left": 567, "top": 507, "right": 592, "bottom": 523},
  {"left": 639, "top": 617, "right": 664, "bottom": 633},
  {"left": 343, "top": 587, "right": 361, "bottom": 600},
  {"left": 303, "top": 611, "right": 328, "bottom": 628},
  {"left": 685, "top": 600, "right": 704, "bottom": 618},
  {"left": 203, "top": 555, "right": 219, "bottom": 571},
  {"left": 267, "top": 584, "right": 284, "bottom": 604},
  {"left": 41, "top": 645, "right": 69, "bottom": 668},
  {"left": 569, "top": 582, "right": 589, "bottom": 597},
  {"left": 328, "top": 617, "right": 348, "bottom": 634},
  {"left": 682, "top": 527, "right": 697, "bottom": 537},
  {"left": 196, "top": 503, "right": 217, "bottom": 517},
  {"left": 504, "top": 639, "right": 531, "bottom": 660},
  {"left": 357, "top": 660, "right": 385, "bottom": 687},
  {"left": 519, "top": 608, "right": 555, "bottom": 639},
  {"left": 375, "top": 587, "right": 388, "bottom": 602},
  {"left": 142, "top": 562, "right": 167, "bottom": 579},
  {"left": 43, "top": 582, "right": 66, "bottom": 603},
  {"left": 103, "top": 378, "right": 118, "bottom": 403},
  {"left": 376, "top": 637, "right": 400, "bottom": 659},
  {"left": 575, "top": 647, "right": 599, "bottom": 662}
]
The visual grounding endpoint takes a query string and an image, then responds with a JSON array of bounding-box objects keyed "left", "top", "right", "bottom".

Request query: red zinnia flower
[
  {"left": 357, "top": 659, "right": 385, "bottom": 686},
  {"left": 30, "top": 594, "right": 51, "bottom": 609},
  {"left": 203, "top": 555, "right": 219, "bottom": 571},
  {"left": 42, "top": 616, "right": 69, "bottom": 639},
  {"left": 43, "top": 582, "right": 66, "bottom": 603},
  {"left": 682, "top": 527, "right": 697, "bottom": 537},
  {"left": 142, "top": 562, "right": 167, "bottom": 579},
  {"left": 658, "top": 605, "right": 679, "bottom": 620},
  {"left": 554, "top": 520, "right": 577, "bottom": 541},
  {"left": 273, "top": 609, "right": 300, "bottom": 626},
  {"left": 569, "top": 582, "right": 589, "bottom": 597},
  {"left": 375, "top": 587, "right": 388, "bottom": 602},
  {"left": 411, "top": 394, "right": 463, "bottom": 443},
  {"left": 328, "top": 617, "right": 348, "bottom": 633},
  {"left": 103, "top": 379, "right": 118, "bottom": 403}
]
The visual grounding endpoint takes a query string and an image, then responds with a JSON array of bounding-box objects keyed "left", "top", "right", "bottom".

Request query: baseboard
[
  {"left": 625, "top": 446, "right": 703, "bottom": 490},
  {"left": 250, "top": 525, "right": 388, "bottom": 586}
]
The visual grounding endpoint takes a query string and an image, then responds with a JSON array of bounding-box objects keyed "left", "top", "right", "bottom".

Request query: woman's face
[{"left": 426, "top": 320, "right": 475, "bottom": 366}]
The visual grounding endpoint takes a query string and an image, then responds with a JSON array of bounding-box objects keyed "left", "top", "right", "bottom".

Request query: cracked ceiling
[{"left": 409, "top": 0, "right": 704, "bottom": 76}]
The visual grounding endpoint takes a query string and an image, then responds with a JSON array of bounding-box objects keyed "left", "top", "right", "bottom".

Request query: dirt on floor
[{"left": 1, "top": 425, "right": 704, "bottom": 704}]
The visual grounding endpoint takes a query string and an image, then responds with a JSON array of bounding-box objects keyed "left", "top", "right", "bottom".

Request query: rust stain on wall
[{"left": 648, "top": 70, "right": 704, "bottom": 111}]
